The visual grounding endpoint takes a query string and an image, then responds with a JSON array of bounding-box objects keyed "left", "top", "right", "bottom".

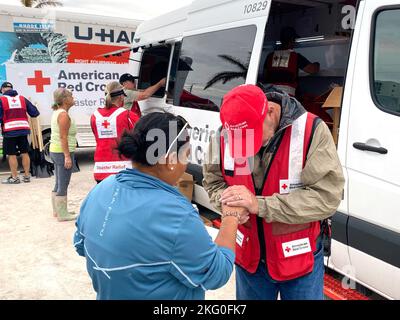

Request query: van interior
[{"left": 137, "top": 44, "right": 171, "bottom": 97}]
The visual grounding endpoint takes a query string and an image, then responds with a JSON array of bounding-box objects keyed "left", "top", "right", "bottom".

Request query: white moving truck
[
  {"left": 0, "top": 4, "right": 140, "bottom": 149},
  {"left": 126, "top": 0, "right": 400, "bottom": 299}
]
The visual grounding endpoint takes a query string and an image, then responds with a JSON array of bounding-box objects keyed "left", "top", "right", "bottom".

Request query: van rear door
[{"left": 345, "top": 0, "right": 400, "bottom": 299}]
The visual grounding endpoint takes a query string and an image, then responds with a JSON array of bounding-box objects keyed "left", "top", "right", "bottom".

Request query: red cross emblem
[
  {"left": 27, "top": 70, "right": 51, "bottom": 93},
  {"left": 102, "top": 120, "right": 110, "bottom": 129},
  {"left": 12, "top": 98, "right": 17, "bottom": 103},
  {"left": 285, "top": 247, "right": 291, "bottom": 253},
  {"left": 282, "top": 184, "right": 288, "bottom": 190}
]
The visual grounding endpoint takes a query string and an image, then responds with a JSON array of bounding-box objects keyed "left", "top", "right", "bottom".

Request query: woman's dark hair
[{"left": 117, "top": 112, "right": 190, "bottom": 166}]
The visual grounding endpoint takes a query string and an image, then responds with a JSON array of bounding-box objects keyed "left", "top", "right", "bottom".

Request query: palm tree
[
  {"left": 20, "top": 0, "right": 63, "bottom": 8},
  {"left": 204, "top": 54, "right": 249, "bottom": 90}
]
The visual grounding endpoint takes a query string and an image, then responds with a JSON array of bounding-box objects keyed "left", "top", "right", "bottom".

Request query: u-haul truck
[
  {"left": 0, "top": 4, "right": 140, "bottom": 149},
  {"left": 125, "top": 0, "right": 400, "bottom": 299}
]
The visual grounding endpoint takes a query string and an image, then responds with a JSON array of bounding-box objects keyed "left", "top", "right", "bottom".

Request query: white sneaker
[{"left": 1, "top": 176, "right": 20, "bottom": 184}]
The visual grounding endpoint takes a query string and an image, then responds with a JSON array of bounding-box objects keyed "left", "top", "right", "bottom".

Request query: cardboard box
[
  {"left": 322, "top": 86, "right": 343, "bottom": 109},
  {"left": 322, "top": 86, "right": 343, "bottom": 145},
  {"left": 177, "top": 172, "right": 195, "bottom": 201}
]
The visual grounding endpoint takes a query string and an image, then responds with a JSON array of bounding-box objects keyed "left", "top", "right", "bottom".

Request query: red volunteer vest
[
  {"left": 265, "top": 50, "right": 298, "bottom": 96},
  {"left": 131, "top": 101, "right": 142, "bottom": 118},
  {"left": 220, "top": 112, "right": 321, "bottom": 281},
  {"left": 91, "top": 106, "right": 137, "bottom": 181},
  {"left": 0, "top": 95, "right": 30, "bottom": 132}
]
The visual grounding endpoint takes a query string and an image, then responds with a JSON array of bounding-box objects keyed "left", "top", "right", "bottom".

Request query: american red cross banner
[{"left": 5, "top": 63, "right": 131, "bottom": 127}]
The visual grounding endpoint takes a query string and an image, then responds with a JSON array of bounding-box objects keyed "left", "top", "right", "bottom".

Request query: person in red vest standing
[
  {"left": 0, "top": 81, "right": 40, "bottom": 184},
  {"left": 203, "top": 85, "right": 345, "bottom": 300},
  {"left": 263, "top": 27, "right": 320, "bottom": 96},
  {"left": 91, "top": 82, "right": 139, "bottom": 183}
]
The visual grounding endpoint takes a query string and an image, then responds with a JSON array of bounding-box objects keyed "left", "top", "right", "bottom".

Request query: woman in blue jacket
[{"left": 74, "top": 112, "right": 245, "bottom": 300}]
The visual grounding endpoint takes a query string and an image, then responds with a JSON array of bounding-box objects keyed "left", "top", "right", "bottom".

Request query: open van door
[{"left": 344, "top": 0, "right": 400, "bottom": 299}]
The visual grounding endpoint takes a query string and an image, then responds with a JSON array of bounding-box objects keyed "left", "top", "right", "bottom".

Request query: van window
[
  {"left": 372, "top": 8, "right": 400, "bottom": 115},
  {"left": 138, "top": 44, "right": 171, "bottom": 98},
  {"left": 171, "top": 25, "right": 257, "bottom": 112}
]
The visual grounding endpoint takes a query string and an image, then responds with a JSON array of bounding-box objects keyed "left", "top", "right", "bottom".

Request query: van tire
[{"left": 42, "top": 131, "right": 52, "bottom": 163}]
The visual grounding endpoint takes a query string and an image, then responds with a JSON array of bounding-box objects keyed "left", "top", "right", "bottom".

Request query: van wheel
[{"left": 42, "top": 132, "right": 52, "bottom": 163}]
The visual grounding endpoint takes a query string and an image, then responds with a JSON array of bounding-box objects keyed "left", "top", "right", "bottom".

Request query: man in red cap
[{"left": 203, "top": 84, "right": 344, "bottom": 300}]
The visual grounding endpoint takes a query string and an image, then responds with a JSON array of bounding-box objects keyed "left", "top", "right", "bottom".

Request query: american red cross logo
[
  {"left": 102, "top": 120, "right": 111, "bottom": 129},
  {"left": 27, "top": 70, "right": 51, "bottom": 93},
  {"left": 12, "top": 98, "right": 17, "bottom": 103},
  {"left": 282, "top": 184, "right": 288, "bottom": 190},
  {"left": 285, "top": 247, "right": 291, "bottom": 253}
]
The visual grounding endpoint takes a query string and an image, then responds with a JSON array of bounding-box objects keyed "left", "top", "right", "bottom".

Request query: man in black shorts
[{"left": 0, "top": 82, "right": 40, "bottom": 184}]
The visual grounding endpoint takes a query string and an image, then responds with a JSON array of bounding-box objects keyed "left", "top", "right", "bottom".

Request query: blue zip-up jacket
[
  {"left": 74, "top": 168, "right": 235, "bottom": 300},
  {"left": 0, "top": 90, "right": 40, "bottom": 137}
]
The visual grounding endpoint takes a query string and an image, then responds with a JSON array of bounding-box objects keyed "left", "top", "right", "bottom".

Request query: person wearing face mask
[
  {"left": 74, "top": 112, "right": 242, "bottom": 299},
  {"left": 90, "top": 81, "right": 139, "bottom": 183}
]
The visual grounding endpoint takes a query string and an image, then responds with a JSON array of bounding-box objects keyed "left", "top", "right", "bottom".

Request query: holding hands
[
  {"left": 221, "top": 204, "right": 250, "bottom": 225},
  {"left": 221, "top": 185, "right": 259, "bottom": 215}
]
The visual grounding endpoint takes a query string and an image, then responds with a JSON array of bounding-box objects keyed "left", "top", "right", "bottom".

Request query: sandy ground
[{"left": 0, "top": 148, "right": 235, "bottom": 300}]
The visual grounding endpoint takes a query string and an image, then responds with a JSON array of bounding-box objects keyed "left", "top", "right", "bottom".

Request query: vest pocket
[{"left": 268, "top": 227, "right": 316, "bottom": 281}]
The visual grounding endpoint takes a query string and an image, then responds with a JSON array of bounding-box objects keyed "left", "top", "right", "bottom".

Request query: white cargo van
[
  {"left": 0, "top": 4, "right": 140, "bottom": 149},
  {"left": 128, "top": 0, "right": 400, "bottom": 299}
]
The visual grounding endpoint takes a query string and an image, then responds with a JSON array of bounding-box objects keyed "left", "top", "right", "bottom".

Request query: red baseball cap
[{"left": 220, "top": 84, "right": 268, "bottom": 158}]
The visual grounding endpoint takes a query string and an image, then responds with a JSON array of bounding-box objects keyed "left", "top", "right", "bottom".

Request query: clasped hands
[{"left": 220, "top": 185, "right": 259, "bottom": 225}]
